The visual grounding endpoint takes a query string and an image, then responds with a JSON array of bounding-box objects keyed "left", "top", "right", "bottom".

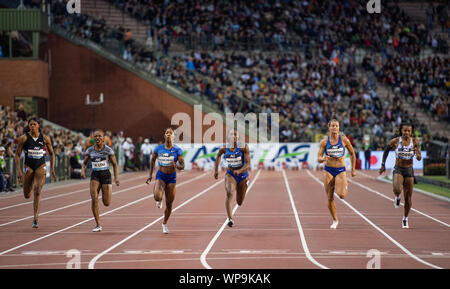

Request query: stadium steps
[
  {"left": 82, "top": 0, "right": 185, "bottom": 51},
  {"left": 82, "top": 0, "right": 147, "bottom": 43},
  {"left": 398, "top": 2, "right": 448, "bottom": 42},
  {"left": 375, "top": 82, "right": 449, "bottom": 139}
]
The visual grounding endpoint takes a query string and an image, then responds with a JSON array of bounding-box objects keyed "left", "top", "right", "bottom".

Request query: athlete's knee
[
  {"left": 102, "top": 199, "right": 111, "bottom": 206},
  {"left": 336, "top": 189, "right": 347, "bottom": 199},
  {"left": 33, "top": 186, "right": 42, "bottom": 196},
  {"left": 393, "top": 187, "right": 402, "bottom": 195}
]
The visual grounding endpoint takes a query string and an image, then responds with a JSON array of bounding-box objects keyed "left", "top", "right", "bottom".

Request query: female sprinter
[
  {"left": 317, "top": 119, "right": 356, "bottom": 229},
  {"left": 378, "top": 123, "right": 421, "bottom": 228},
  {"left": 81, "top": 129, "right": 120, "bottom": 232},
  {"left": 146, "top": 128, "right": 184, "bottom": 234},
  {"left": 15, "top": 118, "right": 57, "bottom": 228},
  {"left": 214, "top": 129, "right": 251, "bottom": 228}
]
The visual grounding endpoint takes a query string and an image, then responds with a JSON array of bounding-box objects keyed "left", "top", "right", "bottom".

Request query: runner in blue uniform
[
  {"left": 379, "top": 123, "right": 421, "bottom": 228},
  {"left": 317, "top": 119, "right": 356, "bottom": 229},
  {"left": 146, "top": 128, "right": 185, "bottom": 234},
  {"left": 15, "top": 118, "right": 57, "bottom": 229},
  {"left": 214, "top": 129, "right": 251, "bottom": 228},
  {"left": 81, "top": 129, "right": 120, "bottom": 232}
]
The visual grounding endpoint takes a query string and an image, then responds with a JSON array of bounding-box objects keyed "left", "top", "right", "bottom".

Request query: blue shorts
[
  {"left": 324, "top": 166, "right": 346, "bottom": 178},
  {"left": 226, "top": 170, "right": 249, "bottom": 185},
  {"left": 156, "top": 170, "right": 177, "bottom": 184}
]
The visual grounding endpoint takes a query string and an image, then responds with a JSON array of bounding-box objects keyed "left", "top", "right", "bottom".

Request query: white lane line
[
  {"left": 88, "top": 176, "right": 224, "bottom": 269},
  {"left": 349, "top": 178, "right": 450, "bottom": 228},
  {"left": 360, "top": 171, "right": 450, "bottom": 203},
  {"left": 0, "top": 172, "right": 207, "bottom": 257},
  {"left": 200, "top": 170, "right": 261, "bottom": 269},
  {"left": 283, "top": 170, "right": 328, "bottom": 269},
  {"left": 0, "top": 171, "right": 190, "bottom": 227},
  {"left": 0, "top": 172, "right": 148, "bottom": 200},
  {"left": 306, "top": 170, "right": 442, "bottom": 269},
  {"left": 0, "top": 175, "right": 146, "bottom": 211}
]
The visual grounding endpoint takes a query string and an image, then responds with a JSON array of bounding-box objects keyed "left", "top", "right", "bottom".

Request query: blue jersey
[
  {"left": 154, "top": 144, "right": 183, "bottom": 167},
  {"left": 325, "top": 135, "right": 345, "bottom": 158},
  {"left": 224, "top": 143, "right": 245, "bottom": 168}
]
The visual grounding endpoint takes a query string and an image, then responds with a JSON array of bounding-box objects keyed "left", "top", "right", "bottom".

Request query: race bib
[
  {"left": 226, "top": 156, "right": 242, "bottom": 167},
  {"left": 92, "top": 160, "right": 108, "bottom": 170},
  {"left": 158, "top": 154, "right": 174, "bottom": 166},
  {"left": 28, "top": 149, "right": 44, "bottom": 159}
]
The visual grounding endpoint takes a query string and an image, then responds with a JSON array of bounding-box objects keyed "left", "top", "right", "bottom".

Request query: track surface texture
[{"left": 0, "top": 169, "right": 448, "bottom": 269}]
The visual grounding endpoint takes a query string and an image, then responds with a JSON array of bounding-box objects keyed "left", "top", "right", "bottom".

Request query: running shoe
[
  {"left": 394, "top": 196, "right": 401, "bottom": 208},
  {"left": 92, "top": 226, "right": 102, "bottom": 232},
  {"left": 162, "top": 223, "right": 169, "bottom": 234},
  {"left": 330, "top": 220, "right": 339, "bottom": 229},
  {"left": 156, "top": 201, "right": 162, "bottom": 209},
  {"left": 32, "top": 220, "right": 38, "bottom": 228},
  {"left": 227, "top": 218, "right": 234, "bottom": 228},
  {"left": 402, "top": 218, "right": 409, "bottom": 229}
]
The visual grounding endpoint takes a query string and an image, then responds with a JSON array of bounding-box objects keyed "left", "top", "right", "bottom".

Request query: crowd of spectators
[
  {"left": 32, "top": 0, "right": 450, "bottom": 153},
  {"left": 107, "top": 0, "right": 447, "bottom": 54},
  {"left": 375, "top": 55, "right": 449, "bottom": 124}
]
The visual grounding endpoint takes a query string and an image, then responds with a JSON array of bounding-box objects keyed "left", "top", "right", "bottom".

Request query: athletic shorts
[
  {"left": 324, "top": 166, "right": 346, "bottom": 178},
  {"left": 91, "top": 169, "right": 112, "bottom": 185},
  {"left": 393, "top": 166, "right": 414, "bottom": 178},
  {"left": 156, "top": 170, "right": 177, "bottom": 184},
  {"left": 226, "top": 169, "right": 249, "bottom": 185}
]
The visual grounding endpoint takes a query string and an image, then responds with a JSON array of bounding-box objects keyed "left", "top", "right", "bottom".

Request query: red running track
[{"left": 0, "top": 169, "right": 448, "bottom": 269}]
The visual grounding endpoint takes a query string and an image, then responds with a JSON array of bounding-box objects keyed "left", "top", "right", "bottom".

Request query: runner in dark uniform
[
  {"left": 379, "top": 123, "right": 421, "bottom": 228},
  {"left": 15, "top": 118, "right": 56, "bottom": 228},
  {"left": 81, "top": 129, "right": 120, "bottom": 232},
  {"left": 214, "top": 130, "right": 251, "bottom": 228}
]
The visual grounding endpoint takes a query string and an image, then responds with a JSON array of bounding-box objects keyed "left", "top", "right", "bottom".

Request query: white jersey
[{"left": 395, "top": 137, "right": 415, "bottom": 161}]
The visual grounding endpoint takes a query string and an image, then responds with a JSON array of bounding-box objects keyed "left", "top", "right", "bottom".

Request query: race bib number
[
  {"left": 158, "top": 155, "right": 174, "bottom": 166},
  {"left": 28, "top": 149, "right": 44, "bottom": 159},
  {"left": 92, "top": 160, "right": 108, "bottom": 170},
  {"left": 226, "top": 156, "right": 242, "bottom": 167}
]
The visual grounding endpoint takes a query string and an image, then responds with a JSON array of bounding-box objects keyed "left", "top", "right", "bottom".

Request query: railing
[
  {"left": 4, "top": 155, "right": 70, "bottom": 190},
  {"left": 2, "top": 144, "right": 125, "bottom": 192}
]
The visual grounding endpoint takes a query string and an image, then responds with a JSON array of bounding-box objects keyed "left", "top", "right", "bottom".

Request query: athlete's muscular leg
[
  {"left": 393, "top": 173, "right": 404, "bottom": 198},
  {"left": 236, "top": 178, "right": 249, "bottom": 206},
  {"left": 32, "top": 165, "right": 47, "bottom": 222},
  {"left": 163, "top": 183, "right": 176, "bottom": 225},
  {"left": 335, "top": 172, "right": 348, "bottom": 199},
  {"left": 324, "top": 172, "right": 337, "bottom": 221},
  {"left": 23, "top": 167, "right": 35, "bottom": 199},
  {"left": 101, "top": 184, "right": 112, "bottom": 206},
  {"left": 90, "top": 181, "right": 102, "bottom": 226},
  {"left": 153, "top": 180, "right": 166, "bottom": 202},
  {"left": 225, "top": 173, "right": 237, "bottom": 220},
  {"left": 403, "top": 177, "right": 414, "bottom": 218}
]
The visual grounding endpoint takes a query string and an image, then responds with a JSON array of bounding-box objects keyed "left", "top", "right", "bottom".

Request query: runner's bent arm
[
  {"left": 414, "top": 138, "right": 422, "bottom": 161},
  {"left": 317, "top": 139, "right": 327, "bottom": 163},
  {"left": 214, "top": 147, "right": 226, "bottom": 179},
  {"left": 110, "top": 154, "right": 120, "bottom": 186},
  {"left": 342, "top": 135, "right": 356, "bottom": 177},
  {"left": 236, "top": 144, "right": 251, "bottom": 175},
  {"left": 44, "top": 135, "right": 57, "bottom": 181},
  {"left": 14, "top": 135, "right": 27, "bottom": 183},
  {"left": 81, "top": 154, "right": 90, "bottom": 179},
  {"left": 147, "top": 151, "right": 158, "bottom": 184},
  {"left": 379, "top": 138, "right": 397, "bottom": 174}
]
